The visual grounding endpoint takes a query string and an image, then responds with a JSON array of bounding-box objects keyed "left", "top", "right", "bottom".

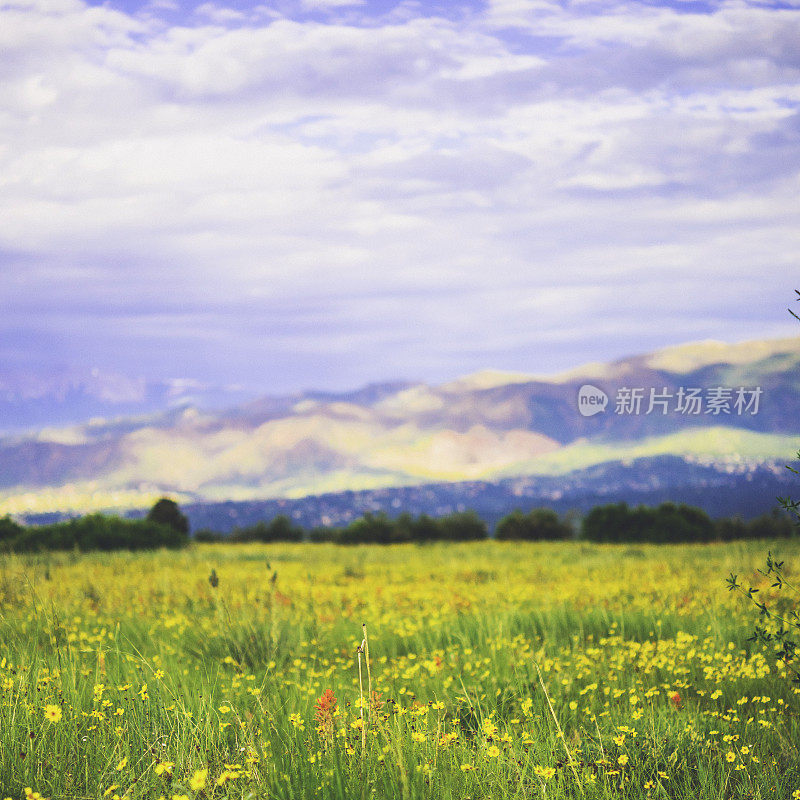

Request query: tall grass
[{"left": 0, "top": 540, "right": 797, "bottom": 799}]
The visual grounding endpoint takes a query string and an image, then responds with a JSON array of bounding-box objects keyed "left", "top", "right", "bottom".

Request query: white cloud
[
  {"left": 299, "top": 0, "right": 365, "bottom": 9},
  {"left": 0, "top": 0, "right": 798, "bottom": 390}
]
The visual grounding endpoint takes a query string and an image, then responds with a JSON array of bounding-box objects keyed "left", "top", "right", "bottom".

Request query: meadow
[{"left": 0, "top": 540, "right": 798, "bottom": 800}]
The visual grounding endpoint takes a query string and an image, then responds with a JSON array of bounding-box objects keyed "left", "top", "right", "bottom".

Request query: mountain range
[{"left": 1, "top": 335, "right": 798, "bottom": 518}]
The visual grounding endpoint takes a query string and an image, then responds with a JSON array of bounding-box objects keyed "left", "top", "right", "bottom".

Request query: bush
[
  {"left": 0, "top": 516, "right": 24, "bottom": 549},
  {"left": 8, "top": 514, "right": 187, "bottom": 552},
  {"left": 582, "top": 502, "right": 714, "bottom": 543},
  {"left": 146, "top": 498, "right": 190, "bottom": 536},
  {"left": 714, "top": 516, "right": 748, "bottom": 542},
  {"left": 230, "top": 515, "right": 303, "bottom": 543},
  {"left": 495, "top": 508, "right": 571, "bottom": 540},
  {"left": 395, "top": 512, "right": 440, "bottom": 542},
  {"left": 435, "top": 510, "right": 488, "bottom": 541},
  {"left": 194, "top": 528, "right": 224, "bottom": 543},
  {"left": 581, "top": 502, "right": 632, "bottom": 543},
  {"left": 647, "top": 502, "right": 714, "bottom": 544},
  {"left": 308, "top": 525, "right": 340, "bottom": 543},
  {"left": 338, "top": 512, "right": 399, "bottom": 545},
  {"left": 747, "top": 511, "right": 794, "bottom": 539}
]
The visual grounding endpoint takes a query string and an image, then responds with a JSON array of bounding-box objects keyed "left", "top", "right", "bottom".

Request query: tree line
[
  {"left": 198, "top": 501, "right": 794, "bottom": 546},
  {"left": 0, "top": 498, "right": 189, "bottom": 553},
  {"left": 0, "top": 499, "right": 793, "bottom": 553}
]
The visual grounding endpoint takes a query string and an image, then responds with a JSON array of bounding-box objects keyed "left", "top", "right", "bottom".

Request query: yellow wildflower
[{"left": 189, "top": 769, "right": 207, "bottom": 791}]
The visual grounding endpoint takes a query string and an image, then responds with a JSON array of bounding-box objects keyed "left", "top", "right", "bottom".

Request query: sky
[{"left": 1, "top": 0, "right": 799, "bottom": 394}]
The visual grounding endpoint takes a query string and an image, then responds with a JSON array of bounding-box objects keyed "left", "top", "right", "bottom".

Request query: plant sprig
[{"left": 727, "top": 550, "right": 800, "bottom": 683}]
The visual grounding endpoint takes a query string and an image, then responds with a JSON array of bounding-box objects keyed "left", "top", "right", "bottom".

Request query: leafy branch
[
  {"left": 727, "top": 551, "right": 800, "bottom": 683},
  {"left": 789, "top": 288, "right": 800, "bottom": 322}
]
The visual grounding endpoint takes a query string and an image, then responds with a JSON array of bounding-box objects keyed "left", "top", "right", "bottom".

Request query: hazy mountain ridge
[
  {"left": 124, "top": 457, "right": 800, "bottom": 532},
  {"left": 0, "top": 367, "right": 258, "bottom": 436},
  {"left": 1, "top": 336, "right": 798, "bottom": 516}
]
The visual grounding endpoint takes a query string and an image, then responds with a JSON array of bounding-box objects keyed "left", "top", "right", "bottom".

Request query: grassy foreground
[{"left": 0, "top": 540, "right": 798, "bottom": 800}]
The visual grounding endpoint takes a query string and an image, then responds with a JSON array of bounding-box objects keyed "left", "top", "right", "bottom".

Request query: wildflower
[
  {"left": 521, "top": 698, "right": 533, "bottom": 716},
  {"left": 618, "top": 754, "right": 629, "bottom": 766},
  {"left": 669, "top": 691, "right": 681, "bottom": 707},
  {"left": 533, "top": 765, "right": 556, "bottom": 780},
  {"left": 460, "top": 763, "right": 474, "bottom": 772},
  {"left": 725, "top": 751, "right": 736, "bottom": 763},
  {"left": 314, "top": 688, "right": 337, "bottom": 738},
  {"left": 155, "top": 762, "right": 174, "bottom": 776},
  {"left": 44, "top": 704, "right": 62, "bottom": 723},
  {"left": 370, "top": 689, "right": 385, "bottom": 712},
  {"left": 486, "top": 745, "right": 500, "bottom": 757},
  {"left": 411, "top": 731, "right": 426, "bottom": 743},
  {"left": 189, "top": 769, "right": 207, "bottom": 791},
  {"left": 116, "top": 758, "right": 127, "bottom": 771},
  {"left": 289, "top": 712, "right": 304, "bottom": 729},
  {"left": 218, "top": 705, "right": 230, "bottom": 714},
  {"left": 216, "top": 770, "right": 239, "bottom": 786}
]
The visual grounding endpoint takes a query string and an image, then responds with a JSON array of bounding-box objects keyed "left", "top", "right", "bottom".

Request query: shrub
[
  {"left": 0, "top": 515, "right": 24, "bottom": 549},
  {"left": 747, "top": 511, "right": 794, "bottom": 539},
  {"left": 495, "top": 508, "right": 571, "bottom": 540},
  {"left": 435, "top": 510, "right": 488, "bottom": 541},
  {"left": 194, "top": 528, "right": 224, "bottom": 543},
  {"left": 714, "top": 516, "right": 748, "bottom": 541},
  {"left": 582, "top": 502, "right": 715, "bottom": 543},
  {"left": 308, "top": 525, "right": 339, "bottom": 543},
  {"left": 146, "top": 498, "right": 190, "bottom": 536},
  {"left": 338, "top": 513, "right": 398, "bottom": 545},
  {"left": 9, "top": 514, "right": 187, "bottom": 552},
  {"left": 230, "top": 515, "right": 304, "bottom": 543}
]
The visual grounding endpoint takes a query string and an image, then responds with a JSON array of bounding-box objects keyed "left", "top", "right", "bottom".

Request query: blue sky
[{"left": 1, "top": 0, "right": 799, "bottom": 393}]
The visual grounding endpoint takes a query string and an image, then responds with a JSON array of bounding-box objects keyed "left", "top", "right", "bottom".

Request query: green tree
[
  {"left": 0, "top": 515, "right": 24, "bottom": 550},
  {"left": 436, "top": 511, "right": 487, "bottom": 541},
  {"left": 495, "top": 508, "right": 570, "bottom": 540},
  {"left": 146, "top": 498, "right": 190, "bottom": 537},
  {"left": 339, "top": 512, "right": 396, "bottom": 544}
]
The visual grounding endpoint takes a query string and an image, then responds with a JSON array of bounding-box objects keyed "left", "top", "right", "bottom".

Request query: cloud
[{"left": 0, "top": 0, "right": 798, "bottom": 392}]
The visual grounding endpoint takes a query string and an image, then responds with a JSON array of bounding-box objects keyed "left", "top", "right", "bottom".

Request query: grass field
[{"left": 0, "top": 540, "right": 798, "bottom": 799}]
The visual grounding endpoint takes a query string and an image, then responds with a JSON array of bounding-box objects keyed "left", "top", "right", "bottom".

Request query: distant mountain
[
  {"left": 1, "top": 336, "right": 798, "bottom": 517},
  {"left": 22, "top": 456, "right": 795, "bottom": 531},
  {"left": 0, "top": 367, "right": 258, "bottom": 435},
  {"left": 177, "top": 456, "right": 798, "bottom": 532}
]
